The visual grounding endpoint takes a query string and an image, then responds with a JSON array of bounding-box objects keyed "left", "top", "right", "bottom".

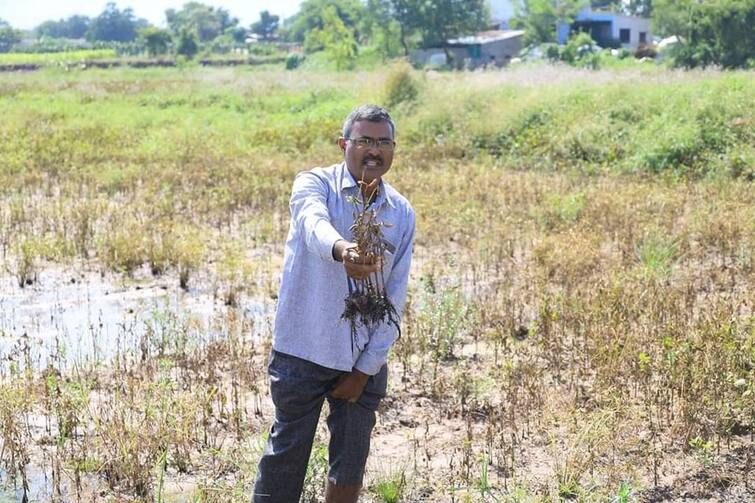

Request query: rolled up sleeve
[
  {"left": 290, "top": 171, "right": 344, "bottom": 261},
  {"left": 354, "top": 208, "right": 415, "bottom": 375}
]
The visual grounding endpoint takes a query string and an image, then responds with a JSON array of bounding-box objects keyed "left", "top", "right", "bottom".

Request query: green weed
[
  {"left": 371, "top": 469, "right": 406, "bottom": 503},
  {"left": 635, "top": 231, "right": 680, "bottom": 278}
]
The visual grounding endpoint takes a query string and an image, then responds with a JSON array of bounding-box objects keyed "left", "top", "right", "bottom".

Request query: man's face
[{"left": 339, "top": 120, "right": 394, "bottom": 184}]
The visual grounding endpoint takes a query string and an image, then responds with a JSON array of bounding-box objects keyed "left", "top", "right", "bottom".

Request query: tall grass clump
[
  {"left": 635, "top": 230, "right": 680, "bottom": 279},
  {"left": 382, "top": 62, "right": 420, "bottom": 109},
  {"left": 370, "top": 469, "right": 406, "bottom": 503}
]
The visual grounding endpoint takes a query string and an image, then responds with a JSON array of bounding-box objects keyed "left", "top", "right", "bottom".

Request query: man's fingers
[
  {"left": 344, "top": 249, "right": 380, "bottom": 266},
  {"left": 343, "top": 258, "right": 382, "bottom": 280}
]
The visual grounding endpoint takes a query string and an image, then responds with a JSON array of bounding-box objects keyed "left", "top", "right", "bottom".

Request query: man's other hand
[
  {"left": 333, "top": 240, "right": 382, "bottom": 280},
  {"left": 330, "top": 369, "right": 370, "bottom": 403}
]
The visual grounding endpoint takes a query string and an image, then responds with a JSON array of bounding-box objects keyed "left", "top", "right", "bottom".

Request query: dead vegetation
[{"left": 0, "top": 66, "right": 753, "bottom": 501}]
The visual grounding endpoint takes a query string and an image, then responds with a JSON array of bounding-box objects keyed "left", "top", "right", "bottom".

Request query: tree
[
  {"left": 285, "top": 0, "right": 365, "bottom": 43},
  {"left": 87, "top": 2, "right": 147, "bottom": 42},
  {"left": 513, "top": 0, "right": 585, "bottom": 45},
  {"left": 251, "top": 10, "right": 279, "bottom": 41},
  {"left": 652, "top": 0, "right": 694, "bottom": 37},
  {"left": 625, "top": 0, "right": 652, "bottom": 16},
  {"left": 138, "top": 27, "right": 172, "bottom": 56},
  {"left": 0, "top": 19, "right": 22, "bottom": 53},
  {"left": 390, "top": 0, "right": 488, "bottom": 60},
  {"left": 306, "top": 5, "right": 358, "bottom": 69},
  {"left": 228, "top": 26, "right": 248, "bottom": 44},
  {"left": 176, "top": 29, "right": 199, "bottom": 59},
  {"left": 591, "top": 0, "right": 621, "bottom": 10},
  {"left": 361, "top": 0, "right": 403, "bottom": 59},
  {"left": 165, "top": 2, "right": 238, "bottom": 42},
  {"left": 37, "top": 15, "right": 91, "bottom": 39},
  {"left": 389, "top": 0, "right": 422, "bottom": 55},
  {"left": 654, "top": 0, "right": 755, "bottom": 69}
]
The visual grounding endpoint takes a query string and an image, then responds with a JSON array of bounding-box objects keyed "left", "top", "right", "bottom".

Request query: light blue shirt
[{"left": 273, "top": 162, "right": 415, "bottom": 375}]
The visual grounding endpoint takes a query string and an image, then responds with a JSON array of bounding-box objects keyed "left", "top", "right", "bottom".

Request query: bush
[
  {"left": 176, "top": 29, "right": 198, "bottom": 59},
  {"left": 285, "top": 52, "right": 304, "bottom": 70},
  {"left": 617, "top": 48, "right": 631, "bottom": 59},
  {"left": 634, "top": 44, "right": 657, "bottom": 59},
  {"left": 248, "top": 43, "right": 279, "bottom": 56},
  {"left": 544, "top": 43, "right": 560, "bottom": 61},
  {"left": 523, "top": 35, "right": 601, "bottom": 68},
  {"left": 561, "top": 32, "right": 599, "bottom": 65},
  {"left": 383, "top": 62, "right": 419, "bottom": 108}
]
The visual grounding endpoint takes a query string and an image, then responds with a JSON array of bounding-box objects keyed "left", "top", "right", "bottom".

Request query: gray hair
[{"left": 342, "top": 104, "right": 396, "bottom": 139}]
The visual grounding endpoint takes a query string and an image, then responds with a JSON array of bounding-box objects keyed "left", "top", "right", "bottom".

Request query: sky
[{"left": 0, "top": 0, "right": 304, "bottom": 30}]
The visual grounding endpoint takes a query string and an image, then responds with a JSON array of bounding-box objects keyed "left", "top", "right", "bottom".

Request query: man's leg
[
  {"left": 325, "top": 364, "right": 388, "bottom": 503},
  {"left": 253, "top": 351, "right": 340, "bottom": 503}
]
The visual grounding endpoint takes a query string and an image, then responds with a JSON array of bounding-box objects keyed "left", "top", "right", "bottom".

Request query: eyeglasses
[{"left": 346, "top": 137, "right": 396, "bottom": 150}]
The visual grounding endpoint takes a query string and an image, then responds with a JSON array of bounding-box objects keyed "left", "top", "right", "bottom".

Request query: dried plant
[{"left": 341, "top": 175, "right": 401, "bottom": 352}]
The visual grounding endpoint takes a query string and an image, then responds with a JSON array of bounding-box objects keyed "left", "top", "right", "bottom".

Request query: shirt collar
[{"left": 339, "top": 162, "right": 396, "bottom": 209}]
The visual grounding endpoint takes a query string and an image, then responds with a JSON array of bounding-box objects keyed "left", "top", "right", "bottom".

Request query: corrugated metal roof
[{"left": 447, "top": 30, "right": 525, "bottom": 46}]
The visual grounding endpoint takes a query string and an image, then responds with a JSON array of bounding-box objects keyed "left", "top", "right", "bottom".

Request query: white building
[
  {"left": 488, "top": 0, "right": 516, "bottom": 28},
  {"left": 411, "top": 30, "right": 525, "bottom": 69},
  {"left": 557, "top": 7, "right": 652, "bottom": 48}
]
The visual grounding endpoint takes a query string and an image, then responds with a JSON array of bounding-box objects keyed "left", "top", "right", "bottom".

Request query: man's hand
[
  {"left": 333, "top": 240, "right": 382, "bottom": 280},
  {"left": 330, "top": 369, "right": 370, "bottom": 403}
]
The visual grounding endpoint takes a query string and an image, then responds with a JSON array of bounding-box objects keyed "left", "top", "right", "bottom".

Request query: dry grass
[{"left": 0, "top": 64, "right": 753, "bottom": 501}]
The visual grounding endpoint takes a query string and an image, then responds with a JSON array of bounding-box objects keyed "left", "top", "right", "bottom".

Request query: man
[{"left": 252, "top": 105, "right": 415, "bottom": 502}]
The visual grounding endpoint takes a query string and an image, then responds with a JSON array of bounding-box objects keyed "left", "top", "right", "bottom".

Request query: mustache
[{"left": 363, "top": 155, "right": 382, "bottom": 162}]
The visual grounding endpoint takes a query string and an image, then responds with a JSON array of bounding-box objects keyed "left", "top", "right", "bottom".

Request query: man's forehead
[{"left": 351, "top": 120, "right": 393, "bottom": 138}]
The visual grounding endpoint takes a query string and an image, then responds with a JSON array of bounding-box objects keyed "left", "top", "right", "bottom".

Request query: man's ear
[{"left": 337, "top": 137, "right": 346, "bottom": 153}]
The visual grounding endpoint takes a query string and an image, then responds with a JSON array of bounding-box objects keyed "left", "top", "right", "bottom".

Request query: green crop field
[
  {"left": 0, "top": 49, "right": 118, "bottom": 66},
  {"left": 0, "top": 63, "right": 753, "bottom": 502}
]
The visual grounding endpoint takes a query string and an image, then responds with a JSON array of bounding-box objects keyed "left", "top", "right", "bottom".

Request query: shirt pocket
[{"left": 379, "top": 228, "right": 401, "bottom": 272}]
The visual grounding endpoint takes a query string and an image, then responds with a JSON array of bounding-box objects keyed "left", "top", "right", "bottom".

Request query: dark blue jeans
[{"left": 252, "top": 351, "right": 388, "bottom": 502}]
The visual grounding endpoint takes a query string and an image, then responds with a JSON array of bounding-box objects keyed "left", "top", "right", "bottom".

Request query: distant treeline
[
  {"left": 0, "top": 55, "right": 287, "bottom": 73},
  {"left": 0, "top": 0, "right": 753, "bottom": 69}
]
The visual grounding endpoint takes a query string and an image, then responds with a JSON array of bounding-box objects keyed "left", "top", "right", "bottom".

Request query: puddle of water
[
  {"left": 0, "top": 265, "right": 276, "bottom": 499},
  {"left": 0, "top": 462, "right": 106, "bottom": 503},
  {"left": 0, "top": 266, "right": 275, "bottom": 370}
]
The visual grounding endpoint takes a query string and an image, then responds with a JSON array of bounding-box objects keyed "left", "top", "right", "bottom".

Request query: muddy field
[{"left": 0, "top": 65, "right": 753, "bottom": 502}]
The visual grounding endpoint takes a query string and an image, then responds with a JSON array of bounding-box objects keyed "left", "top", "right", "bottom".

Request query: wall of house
[
  {"left": 411, "top": 35, "right": 523, "bottom": 69},
  {"left": 560, "top": 8, "right": 652, "bottom": 48},
  {"left": 610, "top": 14, "right": 652, "bottom": 47},
  {"left": 480, "top": 37, "right": 523, "bottom": 66},
  {"left": 410, "top": 47, "right": 468, "bottom": 68}
]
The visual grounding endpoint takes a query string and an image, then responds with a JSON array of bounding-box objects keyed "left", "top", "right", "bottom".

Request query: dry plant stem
[{"left": 341, "top": 172, "right": 401, "bottom": 352}]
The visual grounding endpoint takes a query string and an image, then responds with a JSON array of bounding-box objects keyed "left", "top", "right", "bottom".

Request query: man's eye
[
  {"left": 357, "top": 138, "right": 372, "bottom": 147},
  {"left": 377, "top": 140, "right": 393, "bottom": 148}
]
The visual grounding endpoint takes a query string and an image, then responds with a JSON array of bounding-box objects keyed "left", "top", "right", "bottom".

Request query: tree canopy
[
  {"left": 514, "top": 0, "right": 585, "bottom": 45},
  {"left": 87, "top": 2, "right": 147, "bottom": 42},
  {"left": 166, "top": 2, "right": 239, "bottom": 42},
  {"left": 389, "top": 0, "right": 488, "bottom": 50},
  {"left": 37, "top": 15, "right": 90, "bottom": 39},
  {"left": 138, "top": 27, "right": 172, "bottom": 57},
  {"left": 654, "top": 0, "right": 755, "bottom": 68},
  {"left": 416, "top": 0, "right": 489, "bottom": 48},
  {"left": 251, "top": 11, "right": 280, "bottom": 41},
  {"left": 306, "top": 5, "right": 358, "bottom": 68},
  {"left": 625, "top": 0, "right": 653, "bottom": 16},
  {"left": 176, "top": 29, "right": 199, "bottom": 59},
  {"left": 285, "top": 0, "right": 364, "bottom": 43},
  {"left": 0, "top": 19, "right": 22, "bottom": 53}
]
